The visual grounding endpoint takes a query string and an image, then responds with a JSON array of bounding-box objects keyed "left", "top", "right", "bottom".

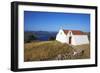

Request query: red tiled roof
[
  {"left": 63, "top": 30, "right": 69, "bottom": 34},
  {"left": 63, "top": 30, "right": 85, "bottom": 35}
]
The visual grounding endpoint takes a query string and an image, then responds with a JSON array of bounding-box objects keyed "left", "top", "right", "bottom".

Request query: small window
[{"left": 60, "top": 32, "right": 62, "bottom": 34}]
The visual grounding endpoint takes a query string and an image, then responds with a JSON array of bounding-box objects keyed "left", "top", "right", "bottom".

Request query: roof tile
[{"left": 63, "top": 30, "right": 85, "bottom": 35}]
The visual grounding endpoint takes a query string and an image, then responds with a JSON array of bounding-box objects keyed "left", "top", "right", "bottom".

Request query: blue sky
[{"left": 24, "top": 11, "right": 90, "bottom": 32}]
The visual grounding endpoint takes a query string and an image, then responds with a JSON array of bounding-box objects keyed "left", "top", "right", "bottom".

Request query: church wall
[{"left": 72, "top": 35, "right": 89, "bottom": 45}]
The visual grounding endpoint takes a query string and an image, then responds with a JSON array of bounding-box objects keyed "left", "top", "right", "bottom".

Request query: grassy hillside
[
  {"left": 24, "top": 41, "right": 90, "bottom": 62},
  {"left": 73, "top": 44, "right": 90, "bottom": 59}
]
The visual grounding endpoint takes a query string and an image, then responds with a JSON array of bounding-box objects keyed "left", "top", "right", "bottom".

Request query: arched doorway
[{"left": 69, "top": 36, "right": 72, "bottom": 44}]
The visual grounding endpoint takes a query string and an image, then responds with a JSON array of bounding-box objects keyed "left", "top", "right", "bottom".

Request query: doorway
[{"left": 69, "top": 36, "right": 72, "bottom": 44}]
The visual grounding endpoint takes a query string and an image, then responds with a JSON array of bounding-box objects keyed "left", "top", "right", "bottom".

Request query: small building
[{"left": 56, "top": 29, "right": 89, "bottom": 45}]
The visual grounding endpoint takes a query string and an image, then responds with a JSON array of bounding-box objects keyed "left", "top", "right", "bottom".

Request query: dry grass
[
  {"left": 24, "top": 41, "right": 73, "bottom": 61},
  {"left": 73, "top": 44, "right": 90, "bottom": 59},
  {"left": 24, "top": 41, "right": 90, "bottom": 62}
]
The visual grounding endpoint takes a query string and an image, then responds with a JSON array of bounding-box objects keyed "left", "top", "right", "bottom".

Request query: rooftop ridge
[{"left": 63, "top": 29, "right": 85, "bottom": 35}]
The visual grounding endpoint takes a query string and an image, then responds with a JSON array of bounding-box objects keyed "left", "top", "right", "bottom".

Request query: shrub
[{"left": 48, "top": 36, "right": 55, "bottom": 40}]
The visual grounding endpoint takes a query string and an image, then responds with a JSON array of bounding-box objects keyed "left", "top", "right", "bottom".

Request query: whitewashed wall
[
  {"left": 72, "top": 35, "right": 89, "bottom": 45},
  {"left": 56, "top": 29, "right": 89, "bottom": 45},
  {"left": 56, "top": 29, "right": 68, "bottom": 43}
]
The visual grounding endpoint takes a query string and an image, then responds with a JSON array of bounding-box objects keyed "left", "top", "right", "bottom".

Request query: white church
[{"left": 56, "top": 29, "right": 89, "bottom": 45}]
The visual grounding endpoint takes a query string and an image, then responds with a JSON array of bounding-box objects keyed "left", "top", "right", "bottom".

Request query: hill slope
[{"left": 24, "top": 41, "right": 90, "bottom": 62}]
